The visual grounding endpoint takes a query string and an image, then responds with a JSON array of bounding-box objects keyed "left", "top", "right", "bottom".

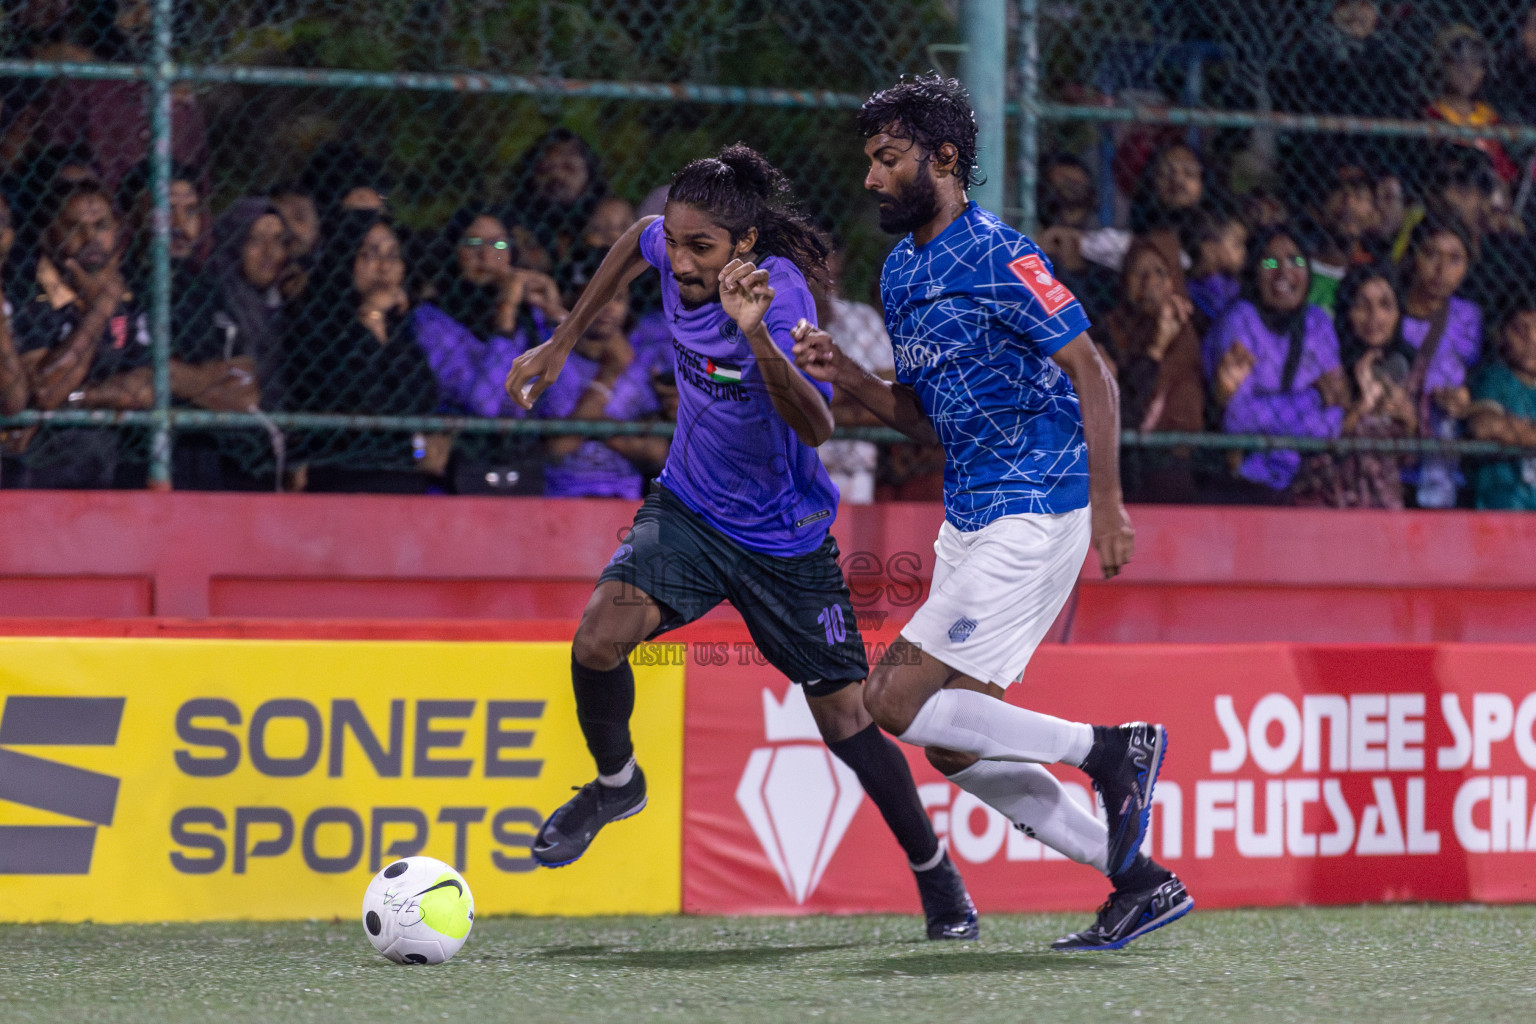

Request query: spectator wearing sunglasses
[
  {"left": 412, "top": 206, "right": 570, "bottom": 493},
  {"left": 1204, "top": 227, "right": 1347, "bottom": 498},
  {"left": 414, "top": 205, "right": 568, "bottom": 419}
]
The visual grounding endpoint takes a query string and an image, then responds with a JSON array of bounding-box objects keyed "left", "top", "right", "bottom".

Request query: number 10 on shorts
[{"left": 817, "top": 605, "right": 847, "bottom": 646}]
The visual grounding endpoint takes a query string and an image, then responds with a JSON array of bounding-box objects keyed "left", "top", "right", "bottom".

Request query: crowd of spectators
[
  {"left": 2, "top": 0, "right": 1536, "bottom": 510},
  {"left": 1033, "top": 1, "right": 1536, "bottom": 510},
  {"left": 0, "top": 127, "right": 675, "bottom": 498}
]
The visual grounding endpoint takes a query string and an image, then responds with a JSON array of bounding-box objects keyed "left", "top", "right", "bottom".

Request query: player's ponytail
[
  {"left": 668, "top": 143, "right": 830, "bottom": 290},
  {"left": 714, "top": 145, "right": 777, "bottom": 202}
]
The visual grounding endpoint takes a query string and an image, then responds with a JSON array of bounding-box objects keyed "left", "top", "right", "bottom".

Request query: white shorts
[{"left": 899, "top": 505, "right": 1091, "bottom": 687}]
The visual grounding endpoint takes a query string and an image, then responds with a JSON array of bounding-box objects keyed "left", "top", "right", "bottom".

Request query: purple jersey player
[
  {"left": 634, "top": 214, "right": 841, "bottom": 552},
  {"left": 504, "top": 144, "right": 979, "bottom": 940}
]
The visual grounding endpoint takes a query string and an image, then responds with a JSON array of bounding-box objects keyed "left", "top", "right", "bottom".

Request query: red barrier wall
[{"left": 1, "top": 492, "right": 1534, "bottom": 642}]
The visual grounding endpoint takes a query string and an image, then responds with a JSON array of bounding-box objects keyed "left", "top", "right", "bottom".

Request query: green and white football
[{"left": 361, "top": 856, "right": 475, "bottom": 964}]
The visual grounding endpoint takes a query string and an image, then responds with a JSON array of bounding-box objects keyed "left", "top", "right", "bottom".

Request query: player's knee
[
  {"left": 571, "top": 618, "right": 626, "bottom": 672},
  {"left": 925, "top": 746, "right": 977, "bottom": 777},
  {"left": 862, "top": 664, "right": 915, "bottom": 736},
  {"left": 573, "top": 586, "right": 652, "bottom": 670},
  {"left": 806, "top": 683, "right": 869, "bottom": 744},
  {"left": 570, "top": 632, "right": 616, "bottom": 672}
]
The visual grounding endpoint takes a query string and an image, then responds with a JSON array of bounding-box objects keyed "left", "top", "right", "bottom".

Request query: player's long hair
[{"left": 667, "top": 143, "right": 829, "bottom": 291}]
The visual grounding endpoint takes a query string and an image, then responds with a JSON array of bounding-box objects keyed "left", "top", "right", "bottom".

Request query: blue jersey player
[
  {"left": 794, "top": 76, "right": 1193, "bottom": 950},
  {"left": 506, "top": 144, "right": 978, "bottom": 940}
]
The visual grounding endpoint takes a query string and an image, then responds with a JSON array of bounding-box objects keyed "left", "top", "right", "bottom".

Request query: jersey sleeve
[
  {"left": 763, "top": 259, "right": 833, "bottom": 401},
  {"left": 978, "top": 238, "right": 1091, "bottom": 357},
  {"left": 638, "top": 217, "right": 666, "bottom": 271}
]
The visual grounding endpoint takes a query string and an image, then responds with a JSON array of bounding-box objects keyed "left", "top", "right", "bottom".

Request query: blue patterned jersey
[{"left": 880, "top": 202, "right": 1092, "bottom": 529}]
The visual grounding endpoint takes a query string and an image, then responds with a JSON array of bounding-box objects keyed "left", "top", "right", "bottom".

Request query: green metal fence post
[
  {"left": 1018, "top": 0, "right": 1039, "bottom": 233},
  {"left": 960, "top": 0, "right": 1006, "bottom": 217},
  {"left": 146, "top": 0, "right": 174, "bottom": 490}
]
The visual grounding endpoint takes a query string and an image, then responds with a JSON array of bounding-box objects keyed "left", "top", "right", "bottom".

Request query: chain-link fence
[
  {"left": 0, "top": 1, "right": 1533, "bottom": 508},
  {"left": 1033, "top": 0, "right": 1536, "bottom": 508}
]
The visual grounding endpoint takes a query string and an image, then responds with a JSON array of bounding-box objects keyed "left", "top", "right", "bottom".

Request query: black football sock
[
  {"left": 1078, "top": 725, "right": 1115, "bottom": 777},
  {"left": 571, "top": 653, "right": 636, "bottom": 780},
  {"left": 826, "top": 722, "right": 941, "bottom": 869},
  {"left": 1110, "top": 851, "right": 1167, "bottom": 891}
]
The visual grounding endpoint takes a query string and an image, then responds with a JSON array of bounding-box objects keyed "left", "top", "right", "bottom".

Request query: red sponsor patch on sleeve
[{"left": 1006, "top": 254, "right": 1075, "bottom": 316}]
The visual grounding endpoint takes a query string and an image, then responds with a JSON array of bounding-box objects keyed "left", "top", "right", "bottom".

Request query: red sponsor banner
[{"left": 682, "top": 631, "right": 1536, "bottom": 914}]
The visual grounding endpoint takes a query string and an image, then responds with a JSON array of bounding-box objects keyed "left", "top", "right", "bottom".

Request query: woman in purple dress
[
  {"left": 535, "top": 284, "right": 665, "bottom": 499},
  {"left": 1397, "top": 216, "right": 1482, "bottom": 506},
  {"left": 413, "top": 205, "right": 567, "bottom": 493},
  {"left": 1204, "top": 227, "right": 1348, "bottom": 498}
]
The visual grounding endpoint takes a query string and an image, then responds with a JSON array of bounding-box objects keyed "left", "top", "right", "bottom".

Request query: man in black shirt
[{"left": 12, "top": 181, "right": 151, "bottom": 488}]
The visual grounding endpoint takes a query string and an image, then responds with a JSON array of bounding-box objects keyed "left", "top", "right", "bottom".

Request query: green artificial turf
[{"left": 4, "top": 906, "right": 1534, "bottom": 1023}]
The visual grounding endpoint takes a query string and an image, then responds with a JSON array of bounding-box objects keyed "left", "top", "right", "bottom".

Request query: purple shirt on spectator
[
  {"left": 1205, "top": 300, "right": 1344, "bottom": 490},
  {"left": 1400, "top": 296, "right": 1481, "bottom": 493},
  {"left": 1188, "top": 273, "right": 1241, "bottom": 323},
  {"left": 538, "top": 348, "right": 660, "bottom": 499},
  {"left": 413, "top": 304, "right": 554, "bottom": 418},
  {"left": 629, "top": 309, "right": 673, "bottom": 366},
  {"left": 1400, "top": 296, "right": 1482, "bottom": 392}
]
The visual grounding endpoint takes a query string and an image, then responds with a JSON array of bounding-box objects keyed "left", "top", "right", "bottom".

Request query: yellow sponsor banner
[{"left": 0, "top": 638, "right": 683, "bottom": 923}]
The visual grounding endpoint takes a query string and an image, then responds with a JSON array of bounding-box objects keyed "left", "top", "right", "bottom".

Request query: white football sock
[
  {"left": 947, "top": 759, "right": 1109, "bottom": 873},
  {"left": 898, "top": 688, "right": 1093, "bottom": 766}
]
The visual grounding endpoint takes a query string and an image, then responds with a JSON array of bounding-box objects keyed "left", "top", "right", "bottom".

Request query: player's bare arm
[
  {"left": 720, "top": 258, "right": 835, "bottom": 448},
  {"left": 504, "top": 214, "right": 656, "bottom": 409},
  {"left": 1051, "top": 333, "right": 1134, "bottom": 578},
  {"left": 792, "top": 322, "right": 939, "bottom": 444}
]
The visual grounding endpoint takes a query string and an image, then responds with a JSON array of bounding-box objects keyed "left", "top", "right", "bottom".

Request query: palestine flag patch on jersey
[
  {"left": 705, "top": 358, "right": 742, "bottom": 384},
  {"left": 672, "top": 341, "right": 750, "bottom": 401}
]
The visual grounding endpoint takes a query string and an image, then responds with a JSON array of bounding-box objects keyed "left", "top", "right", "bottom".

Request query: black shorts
[{"left": 597, "top": 484, "right": 868, "bottom": 695}]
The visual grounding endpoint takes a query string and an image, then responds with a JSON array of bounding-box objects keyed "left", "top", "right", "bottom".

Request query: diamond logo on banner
[{"left": 733, "top": 687, "right": 862, "bottom": 904}]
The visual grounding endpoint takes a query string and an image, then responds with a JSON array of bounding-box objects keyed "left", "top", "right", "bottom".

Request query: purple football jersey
[{"left": 639, "top": 216, "right": 839, "bottom": 556}]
